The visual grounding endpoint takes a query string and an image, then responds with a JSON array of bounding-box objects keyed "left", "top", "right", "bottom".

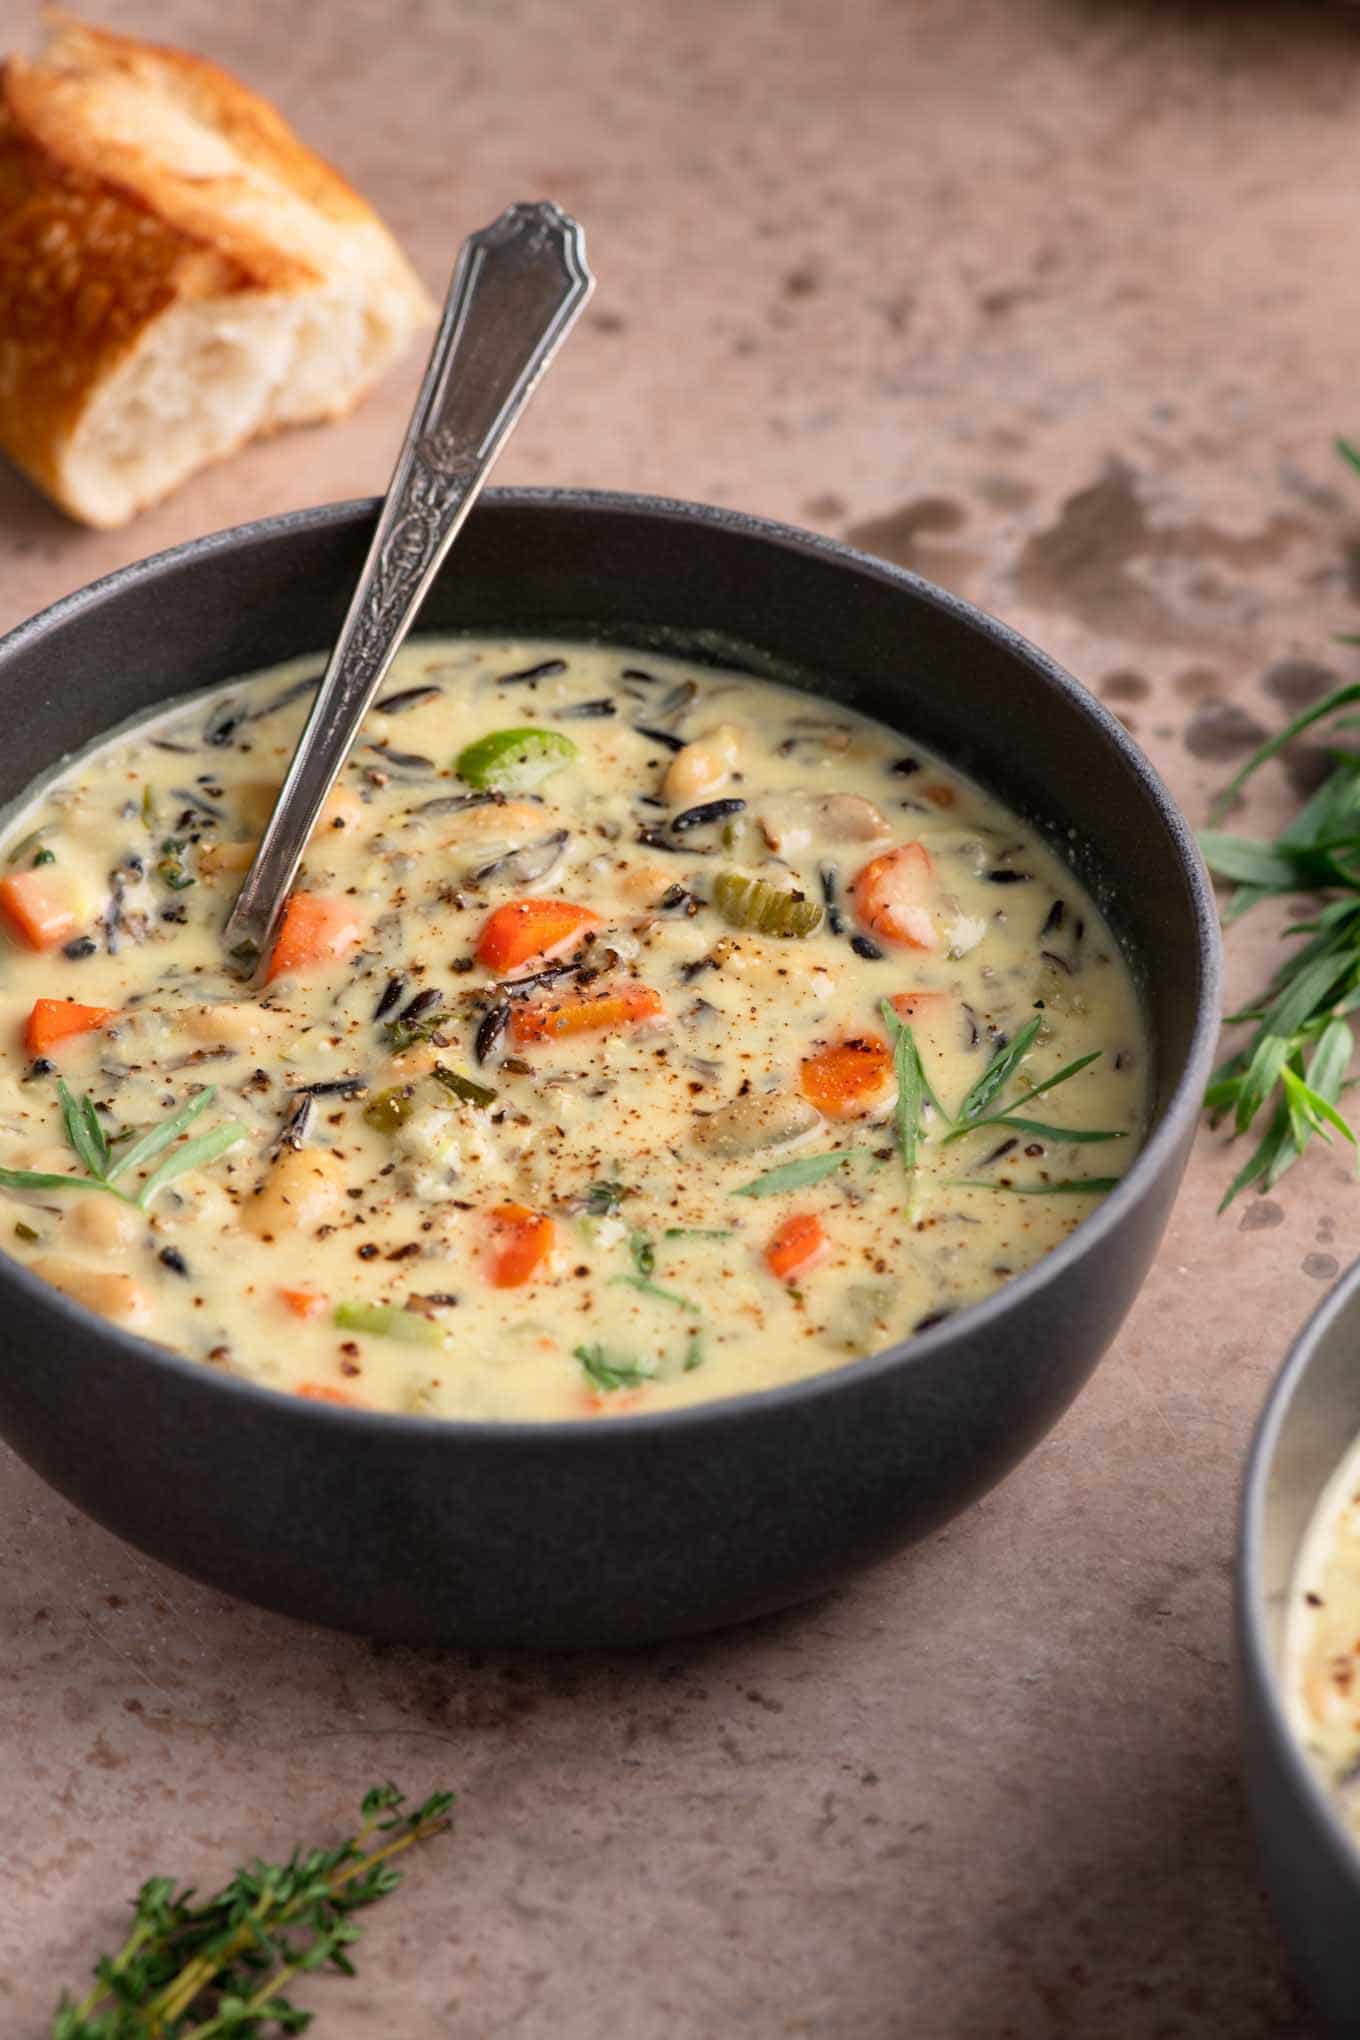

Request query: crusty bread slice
[{"left": 0, "top": 18, "right": 434, "bottom": 527}]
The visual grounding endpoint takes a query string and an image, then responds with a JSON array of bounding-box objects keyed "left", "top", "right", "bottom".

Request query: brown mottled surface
[{"left": 7, "top": 0, "right": 1360, "bottom": 2032}]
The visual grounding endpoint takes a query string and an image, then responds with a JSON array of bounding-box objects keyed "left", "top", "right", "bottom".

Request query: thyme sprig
[
  {"left": 1199, "top": 667, "right": 1360, "bottom": 1207},
  {"left": 0, "top": 1083, "right": 245, "bottom": 1211},
  {"left": 51, "top": 1783, "right": 453, "bottom": 2038}
]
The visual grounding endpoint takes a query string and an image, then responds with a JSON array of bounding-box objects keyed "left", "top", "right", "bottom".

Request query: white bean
[
  {"left": 663, "top": 723, "right": 742, "bottom": 805},
  {"left": 29, "top": 1254, "right": 154, "bottom": 1331}
]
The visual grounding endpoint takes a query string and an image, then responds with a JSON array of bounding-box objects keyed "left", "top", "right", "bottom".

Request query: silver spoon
[{"left": 222, "top": 200, "right": 594, "bottom": 968}]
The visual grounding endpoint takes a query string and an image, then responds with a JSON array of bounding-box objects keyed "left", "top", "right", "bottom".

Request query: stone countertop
[{"left": 6, "top": 0, "right": 1360, "bottom": 2030}]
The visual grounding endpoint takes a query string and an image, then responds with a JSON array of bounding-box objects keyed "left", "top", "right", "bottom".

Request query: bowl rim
[
  {"left": 1238, "top": 1254, "right": 1360, "bottom": 1893},
  {"left": 0, "top": 485, "right": 1223, "bottom": 1444}
]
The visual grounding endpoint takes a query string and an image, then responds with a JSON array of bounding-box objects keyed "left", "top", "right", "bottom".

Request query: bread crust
[{"left": 0, "top": 17, "right": 432, "bottom": 524}]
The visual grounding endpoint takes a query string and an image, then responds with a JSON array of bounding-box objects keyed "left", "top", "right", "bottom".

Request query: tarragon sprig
[
  {"left": 51, "top": 1783, "right": 453, "bottom": 2038},
  {"left": 0, "top": 1082, "right": 246, "bottom": 1212},
  {"left": 1198, "top": 551, "right": 1360, "bottom": 1211}
]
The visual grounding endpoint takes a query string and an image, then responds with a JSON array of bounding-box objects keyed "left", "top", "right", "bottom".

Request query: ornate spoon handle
[{"left": 223, "top": 200, "right": 594, "bottom": 964}]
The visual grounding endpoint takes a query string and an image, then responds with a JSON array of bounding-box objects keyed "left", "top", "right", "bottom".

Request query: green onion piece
[
  {"left": 32, "top": 847, "right": 55, "bottom": 867},
  {"left": 334, "top": 1301, "right": 447, "bottom": 1346},
  {"left": 628, "top": 1229, "right": 655, "bottom": 1275},
  {"left": 683, "top": 1332, "right": 705, "bottom": 1372},
  {"left": 431, "top": 1064, "right": 497, "bottom": 1108},
  {"left": 454, "top": 727, "right": 578, "bottom": 791},
  {"left": 712, "top": 870, "right": 823, "bottom": 938}
]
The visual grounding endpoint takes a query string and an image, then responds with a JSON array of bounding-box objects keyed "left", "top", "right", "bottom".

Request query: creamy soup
[
  {"left": 0, "top": 639, "right": 1146, "bottom": 1419},
  {"left": 1287, "top": 1436, "right": 1360, "bottom": 1825}
]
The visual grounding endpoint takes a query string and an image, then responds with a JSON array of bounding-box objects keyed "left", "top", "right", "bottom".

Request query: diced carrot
[
  {"left": 0, "top": 870, "right": 80, "bottom": 951},
  {"left": 510, "top": 982, "right": 664, "bottom": 1046},
  {"left": 889, "top": 991, "right": 949, "bottom": 1021},
  {"left": 851, "top": 843, "right": 937, "bottom": 950},
  {"left": 765, "top": 1212, "right": 829, "bottom": 1282},
  {"left": 800, "top": 1035, "right": 894, "bottom": 1119},
  {"left": 279, "top": 1286, "right": 328, "bottom": 1320},
  {"left": 23, "top": 998, "right": 116, "bottom": 1059},
  {"left": 296, "top": 1382, "right": 367, "bottom": 1407},
  {"left": 475, "top": 898, "right": 601, "bottom": 973},
  {"left": 487, "top": 1201, "right": 555, "bottom": 1287},
  {"left": 265, "top": 893, "right": 365, "bottom": 983}
]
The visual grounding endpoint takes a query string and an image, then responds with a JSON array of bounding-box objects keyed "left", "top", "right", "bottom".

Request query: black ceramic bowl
[
  {"left": 1238, "top": 1262, "right": 1360, "bottom": 2034},
  {"left": 0, "top": 491, "right": 1219, "bottom": 1647}
]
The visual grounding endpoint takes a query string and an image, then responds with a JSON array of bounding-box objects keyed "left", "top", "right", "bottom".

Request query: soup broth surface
[
  {"left": 1287, "top": 1433, "right": 1360, "bottom": 1829},
  {"left": 0, "top": 638, "right": 1146, "bottom": 1418}
]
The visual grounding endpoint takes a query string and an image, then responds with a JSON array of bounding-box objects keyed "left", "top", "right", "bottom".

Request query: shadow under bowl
[
  {"left": 0, "top": 490, "right": 1219, "bottom": 1646},
  {"left": 1238, "top": 1258, "right": 1360, "bottom": 2035}
]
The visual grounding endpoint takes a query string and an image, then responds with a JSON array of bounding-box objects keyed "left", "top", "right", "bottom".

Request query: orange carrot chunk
[
  {"left": 889, "top": 991, "right": 949, "bottom": 1021},
  {"left": 510, "top": 983, "right": 663, "bottom": 1047},
  {"left": 487, "top": 1201, "right": 555, "bottom": 1287},
  {"left": 23, "top": 998, "right": 116, "bottom": 1059},
  {"left": 765, "top": 1212, "right": 829, "bottom": 1283},
  {"left": 800, "top": 1035, "right": 894, "bottom": 1119},
  {"left": 0, "top": 870, "right": 80, "bottom": 951},
  {"left": 296, "top": 1381, "right": 367, "bottom": 1407},
  {"left": 475, "top": 898, "right": 601, "bottom": 973},
  {"left": 265, "top": 893, "right": 365, "bottom": 982},
  {"left": 851, "top": 843, "right": 937, "bottom": 950},
  {"left": 279, "top": 1286, "right": 329, "bottom": 1320}
]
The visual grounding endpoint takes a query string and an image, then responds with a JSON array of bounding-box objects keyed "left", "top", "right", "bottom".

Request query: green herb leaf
[
  {"left": 580, "top": 1179, "right": 630, "bottom": 1216},
  {"left": 57, "top": 1079, "right": 110, "bottom": 1180},
  {"left": 1207, "top": 679, "right": 1360, "bottom": 825},
  {"left": 52, "top": 1784, "right": 452, "bottom": 2036},
  {"left": 136, "top": 1121, "right": 246, "bottom": 1209},
  {"left": 962, "top": 1114, "right": 1125, "bottom": 1145},
  {"left": 383, "top": 1013, "right": 446, "bottom": 1052},
  {"left": 105, "top": 1087, "right": 216, "bottom": 1184},
  {"left": 663, "top": 1225, "right": 736, "bottom": 1240},
  {"left": 880, "top": 1001, "right": 923, "bottom": 1179},
  {"left": 610, "top": 1273, "right": 701, "bottom": 1315},
  {"left": 954, "top": 1017, "right": 1042, "bottom": 1126},
  {"left": 1198, "top": 831, "right": 1306, "bottom": 891},
  {"left": 731, "top": 1149, "right": 876, "bottom": 1198},
  {"left": 575, "top": 1343, "right": 655, "bottom": 1391},
  {"left": 957, "top": 1176, "right": 1122, "bottom": 1196},
  {"left": 0, "top": 1165, "right": 127, "bottom": 1200}
]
